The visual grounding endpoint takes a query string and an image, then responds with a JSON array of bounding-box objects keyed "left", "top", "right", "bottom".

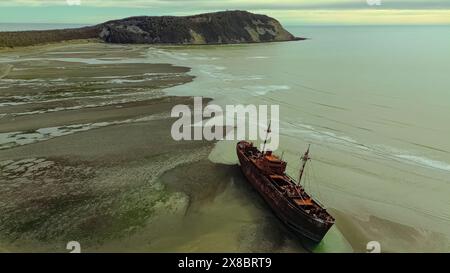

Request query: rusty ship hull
[{"left": 237, "top": 141, "right": 334, "bottom": 243}]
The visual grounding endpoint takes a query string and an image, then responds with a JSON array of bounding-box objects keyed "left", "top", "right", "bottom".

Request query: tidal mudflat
[{"left": 0, "top": 43, "right": 306, "bottom": 253}]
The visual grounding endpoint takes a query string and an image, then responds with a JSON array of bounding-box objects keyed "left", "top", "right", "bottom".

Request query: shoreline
[{"left": 0, "top": 38, "right": 305, "bottom": 53}]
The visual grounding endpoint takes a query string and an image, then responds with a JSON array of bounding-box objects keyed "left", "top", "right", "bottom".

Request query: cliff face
[{"left": 99, "top": 11, "right": 300, "bottom": 44}]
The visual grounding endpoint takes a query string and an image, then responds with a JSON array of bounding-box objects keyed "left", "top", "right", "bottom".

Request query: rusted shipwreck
[{"left": 236, "top": 138, "right": 335, "bottom": 243}]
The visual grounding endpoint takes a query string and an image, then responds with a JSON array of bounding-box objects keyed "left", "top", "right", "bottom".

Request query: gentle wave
[
  {"left": 282, "top": 120, "right": 450, "bottom": 173},
  {"left": 245, "top": 85, "right": 290, "bottom": 96},
  {"left": 246, "top": 56, "right": 269, "bottom": 59},
  {"left": 151, "top": 49, "right": 220, "bottom": 62},
  {"left": 395, "top": 154, "right": 450, "bottom": 172}
]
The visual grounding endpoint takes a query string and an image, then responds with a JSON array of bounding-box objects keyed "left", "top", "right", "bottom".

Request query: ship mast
[
  {"left": 298, "top": 145, "right": 311, "bottom": 185},
  {"left": 261, "top": 121, "right": 271, "bottom": 154}
]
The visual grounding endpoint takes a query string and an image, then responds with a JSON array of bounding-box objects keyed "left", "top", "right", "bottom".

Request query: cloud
[
  {"left": 1, "top": 0, "right": 449, "bottom": 25},
  {"left": 265, "top": 9, "right": 450, "bottom": 25}
]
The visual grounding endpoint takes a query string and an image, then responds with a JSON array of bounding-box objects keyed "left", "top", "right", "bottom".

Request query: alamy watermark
[
  {"left": 66, "top": 241, "right": 81, "bottom": 253},
  {"left": 366, "top": 241, "right": 381, "bottom": 253},
  {"left": 171, "top": 97, "right": 280, "bottom": 151}
]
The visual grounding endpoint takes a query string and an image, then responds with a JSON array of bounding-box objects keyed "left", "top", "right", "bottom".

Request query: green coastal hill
[
  {"left": 0, "top": 26, "right": 101, "bottom": 48},
  {"left": 0, "top": 11, "right": 301, "bottom": 48}
]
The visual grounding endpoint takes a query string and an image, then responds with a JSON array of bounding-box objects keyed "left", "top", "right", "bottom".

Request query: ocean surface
[{"left": 148, "top": 26, "right": 450, "bottom": 252}]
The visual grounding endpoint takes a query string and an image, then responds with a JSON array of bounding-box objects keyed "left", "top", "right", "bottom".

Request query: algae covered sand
[{"left": 0, "top": 43, "right": 199, "bottom": 251}]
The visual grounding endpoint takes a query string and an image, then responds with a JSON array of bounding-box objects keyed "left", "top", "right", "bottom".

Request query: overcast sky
[{"left": 1, "top": 0, "right": 449, "bottom": 25}]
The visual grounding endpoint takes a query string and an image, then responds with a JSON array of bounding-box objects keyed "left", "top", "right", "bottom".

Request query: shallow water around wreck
[
  {"left": 0, "top": 25, "right": 449, "bottom": 253},
  {"left": 153, "top": 26, "right": 450, "bottom": 252}
]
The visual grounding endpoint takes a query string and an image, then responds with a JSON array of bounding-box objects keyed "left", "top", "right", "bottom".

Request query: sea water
[{"left": 149, "top": 25, "right": 450, "bottom": 252}]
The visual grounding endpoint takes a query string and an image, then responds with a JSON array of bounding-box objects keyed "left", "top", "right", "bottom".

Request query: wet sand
[
  {"left": 0, "top": 105, "right": 307, "bottom": 252},
  {"left": 331, "top": 209, "right": 448, "bottom": 253},
  {"left": 0, "top": 108, "right": 211, "bottom": 252},
  {"left": 0, "top": 43, "right": 202, "bottom": 252}
]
